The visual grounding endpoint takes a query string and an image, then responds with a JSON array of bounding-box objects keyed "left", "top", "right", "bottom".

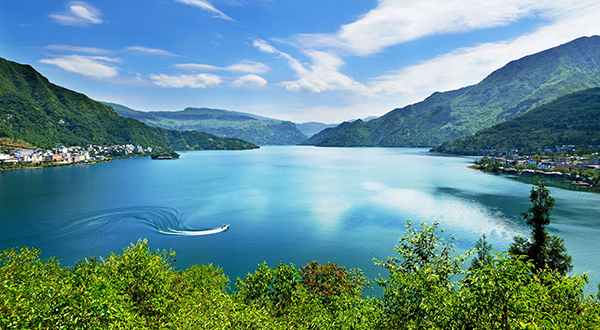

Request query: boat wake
[
  {"left": 117, "top": 207, "right": 229, "bottom": 236},
  {"left": 26, "top": 206, "right": 228, "bottom": 246}
]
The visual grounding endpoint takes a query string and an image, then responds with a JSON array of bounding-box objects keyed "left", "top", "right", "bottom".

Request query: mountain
[
  {"left": 431, "top": 87, "right": 600, "bottom": 154},
  {"left": 294, "top": 122, "right": 338, "bottom": 138},
  {"left": 0, "top": 57, "right": 257, "bottom": 152},
  {"left": 294, "top": 116, "right": 379, "bottom": 139},
  {"left": 153, "top": 128, "right": 258, "bottom": 151},
  {"left": 303, "top": 36, "right": 600, "bottom": 147},
  {"left": 105, "top": 103, "right": 308, "bottom": 146},
  {"left": 0, "top": 57, "right": 173, "bottom": 151}
]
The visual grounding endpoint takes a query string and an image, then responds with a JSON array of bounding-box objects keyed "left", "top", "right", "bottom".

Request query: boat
[{"left": 221, "top": 223, "right": 230, "bottom": 230}]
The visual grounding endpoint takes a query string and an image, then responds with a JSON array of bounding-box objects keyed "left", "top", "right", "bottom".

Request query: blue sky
[{"left": 2, "top": 0, "right": 600, "bottom": 123}]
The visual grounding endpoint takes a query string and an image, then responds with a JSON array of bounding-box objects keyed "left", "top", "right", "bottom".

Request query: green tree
[
  {"left": 469, "top": 234, "right": 493, "bottom": 271},
  {"left": 456, "top": 253, "right": 595, "bottom": 330},
  {"left": 234, "top": 262, "right": 304, "bottom": 314},
  {"left": 583, "top": 169, "right": 595, "bottom": 179},
  {"left": 509, "top": 178, "right": 573, "bottom": 275},
  {"left": 374, "top": 220, "right": 472, "bottom": 328}
]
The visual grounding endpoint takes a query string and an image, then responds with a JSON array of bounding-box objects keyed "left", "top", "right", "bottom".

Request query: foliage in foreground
[
  {"left": 0, "top": 183, "right": 597, "bottom": 329},
  {"left": 1, "top": 232, "right": 599, "bottom": 329},
  {"left": 509, "top": 178, "right": 573, "bottom": 275},
  {"left": 374, "top": 221, "right": 599, "bottom": 329}
]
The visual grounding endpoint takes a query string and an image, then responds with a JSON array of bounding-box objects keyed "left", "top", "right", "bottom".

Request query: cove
[{"left": 1, "top": 146, "right": 599, "bottom": 294}]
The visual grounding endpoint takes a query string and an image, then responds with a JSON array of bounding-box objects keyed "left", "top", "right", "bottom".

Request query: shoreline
[
  {"left": 470, "top": 165, "right": 599, "bottom": 191},
  {"left": 0, "top": 159, "right": 114, "bottom": 171},
  {"left": 0, "top": 156, "right": 146, "bottom": 172}
]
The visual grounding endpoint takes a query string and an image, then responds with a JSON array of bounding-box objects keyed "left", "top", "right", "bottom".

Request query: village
[
  {"left": 475, "top": 145, "right": 600, "bottom": 188},
  {"left": 0, "top": 144, "right": 152, "bottom": 168}
]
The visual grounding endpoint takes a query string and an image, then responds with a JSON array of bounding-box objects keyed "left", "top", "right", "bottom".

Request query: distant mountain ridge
[
  {"left": 0, "top": 57, "right": 257, "bottom": 152},
  {"left": 431, "top": 87, "right": 600, "bottom": 154},
  {"left": 105, "top": 103, "right": 308, "bottom": 146},
  {"left": 294, "top": 122, "right": 338, "bottom": 137},
  {"left": 303, "top": 36, "right": 600, "bottom": 147}
]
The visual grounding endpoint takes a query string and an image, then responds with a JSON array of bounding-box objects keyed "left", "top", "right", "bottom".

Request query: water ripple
[{"left": 26, "top": 206, "right": 227, "bottom": 247}]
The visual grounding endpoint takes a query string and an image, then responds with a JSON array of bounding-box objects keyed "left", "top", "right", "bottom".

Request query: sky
[{"left": 1, "top": 0, "right": 600, "bottom": 124}]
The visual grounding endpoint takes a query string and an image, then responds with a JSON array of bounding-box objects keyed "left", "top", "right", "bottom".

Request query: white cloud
[
  {"left": 45, "top": 44, "right": 111, "bottom": 55},
  {"left": 252, "top": 0, "right": 600, "bottom": 117},
  {"left": 254, "top": 40, "right": 365, "bottom": 93},
  {"left": 174, "top": 60, "right": 270, "bottom": 74},
  {"left": 50, "top": 1, "right": 104, "bottom": 26},
  {"left": 231, "top": 74, "right": 267, "bottom": 88},
  {"left": 125, "top": 46, "right": 178, "bottom": 56},
  {"left": 295, "top": 0, "right": 594, "bottom": 57},
  {"left": 227, "top": 60, "right": 270, "bottom": 74},
  {"left": 285, "top": 50, "right": 366, "bottom": 93},
  {"left": 70, "top": 5, "right": 102, "bottom": 23},
  {"left": 253, "top": 39, "right": 278, "bottom": 54},
  {"left": 39, "top": 55, "right": 120, "bottom": 79},
  {"left": 253, "top": 40, "right": 307, "bottom": 75},
  {"left": 367, "top": 6, "right": 600, "bottom": 100},
  {"left": 149, "top": 73, "right": 222, "bottom": 88},
  {"left": 173, "top": 0, "right": 234, "bottom": 21},
  {"left": 174, "top": 63, "right": 220, "bottom": 71}
]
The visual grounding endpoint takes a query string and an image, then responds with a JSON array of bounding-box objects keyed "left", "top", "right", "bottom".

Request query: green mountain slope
[
  {"left": 0, "top": 57, "right": 257, "bottom": 152},
  {"left": 154, "top": 128, "right": 258, "bottom": 151},
  {"left": 105, "top": 103, "right": 308, "bottom": 146},
  {"left": 0, "top": 57, "right": 172, "bottom": 150},
  {"left": 304, "top": 36, "right": 600, "bottom": 147},
  {"left": 431, "top": 88, "right": 600, "bottom": 154}
]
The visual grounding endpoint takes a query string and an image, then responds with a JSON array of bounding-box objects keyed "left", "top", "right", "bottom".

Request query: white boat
[{"left": 221, "top": 223, "right": 230, "bottom": 230}]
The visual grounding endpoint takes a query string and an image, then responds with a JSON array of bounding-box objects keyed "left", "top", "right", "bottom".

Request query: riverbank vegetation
[
  {"left": 2, "top": 181, "right": 600, "bottom": 329},
  {"left": 475, "top": 156, "right": 600, "bottom": 190}
]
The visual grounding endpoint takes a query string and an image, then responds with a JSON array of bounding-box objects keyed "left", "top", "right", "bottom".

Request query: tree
[
  {"left": 234, "top": 262, "right": 304, "bottom": 313},
  {"left": 469, "top": 234, "right": 493, "bottom": 272},
  {"left": 457, "top": 253, "right": 593, "bottom": 330},
  {"left": 509, "top": 178, "right": 573, "bottom": 275},
  {"left": 299, "top": 261, "right": 357, "bottom": 303},
  {"left": 374, "top": 221, "right": 472, "bottom": 327},
  {"left": 582, "top": 169, "right": 595, "bottom": 179}
]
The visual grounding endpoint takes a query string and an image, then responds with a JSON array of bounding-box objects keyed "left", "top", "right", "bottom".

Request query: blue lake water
[{"left": 1, "top": 147, "right": 599, "bottom": 294}]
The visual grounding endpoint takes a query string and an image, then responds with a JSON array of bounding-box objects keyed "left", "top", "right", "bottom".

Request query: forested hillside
[
  {"left": 0, "top": 58, "right": 172, "bottom": 151},
  {"left": 0, "top": 57, "right": 258, "bottom": 152},
  {"left": 432, "top": 88, "right": 600, "bottom": 154},
  {"left": 154, "top": 128, "right": 258, "bottom": 151},
  {"left": 105, "top": 103, "right": 307, "bottom": 146},
  {"left": 304, "top": 36, "right": 600, "bottom": 147}
]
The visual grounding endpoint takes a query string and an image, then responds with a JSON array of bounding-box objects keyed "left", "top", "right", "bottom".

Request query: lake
[{"left": 1, "top": 147, "right": 599, "bottom": 294}]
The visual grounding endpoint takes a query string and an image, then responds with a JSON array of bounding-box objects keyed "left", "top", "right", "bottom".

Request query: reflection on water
[
  {"left": 495, "top": 171, "right": 599, "bottom": 194},
  {"left": 1, "top": 147, "right": 599, "bottom": 295},
  {"left": 363, "top": 182, "right": 524, "bottom": 239}
]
